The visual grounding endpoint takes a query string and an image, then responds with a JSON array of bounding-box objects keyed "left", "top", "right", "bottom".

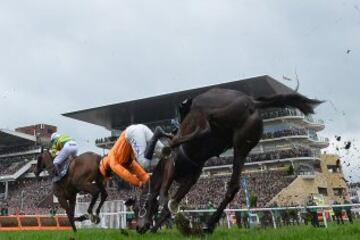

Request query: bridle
[{"left": 137, "top": 172, "right": 152, "bottom": 218}]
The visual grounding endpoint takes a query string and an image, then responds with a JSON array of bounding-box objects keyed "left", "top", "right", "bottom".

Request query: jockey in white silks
[{"left": 50, "top": 132, "right": 78, "bottom": 182}]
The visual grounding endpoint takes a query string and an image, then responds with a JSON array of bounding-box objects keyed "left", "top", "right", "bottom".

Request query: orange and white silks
[{"left": 99, "top": 131, "right": 149, "bottom": 187}]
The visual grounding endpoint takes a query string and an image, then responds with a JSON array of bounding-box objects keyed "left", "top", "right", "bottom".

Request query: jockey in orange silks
[{"left": 100, "top": 124, "right": 171, "bottom": 187}]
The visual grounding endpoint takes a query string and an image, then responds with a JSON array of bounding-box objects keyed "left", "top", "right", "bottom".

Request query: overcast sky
[{"left": 0, "top": 1, "right": 359, "bottom": 181}]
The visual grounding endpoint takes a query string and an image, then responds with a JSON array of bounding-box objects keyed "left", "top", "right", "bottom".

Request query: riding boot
[
  {"left": 51, "top": 164, "right": 61, "bottom": 182},
  {"left": 48, "top": 165, "right": 57, "bottom": 176},
  {"left": 144, "top": 126, "right": 168, "bottom": 160}
]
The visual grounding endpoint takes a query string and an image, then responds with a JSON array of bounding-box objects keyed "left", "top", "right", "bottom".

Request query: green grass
[{"left": 0, "top": 221, "right": 359, "bottom": 240}]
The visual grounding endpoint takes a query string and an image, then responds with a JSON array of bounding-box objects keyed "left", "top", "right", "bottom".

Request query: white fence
[
  {"left": 181, "top": 204, "right": 360, "bottom": 229},
  {"left": 74, "top": 201, "right": 360, "bottom": 229},
  {"left": 75, "top": 200, "right": 127, "bottom": 229}
]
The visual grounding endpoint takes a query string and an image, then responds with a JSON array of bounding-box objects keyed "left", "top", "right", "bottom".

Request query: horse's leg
[
  {"left": 57, "top": 196, "right": 77, "bottom": 232},
  {"left": 170, "top": 170, "right": 201, "bottom": 213},
  {"left": 88, "top": 192, "right": 100, "bottom": 217},
  {"left": 147, "top": 157, "right": 175, "bottom": 232},
  {"left": 68, "top": 195, "right": 78, "bottom": 225},
  {"left": 158, "top": 158, "right": 175, "bottom": 207},
  {"left": 78, "top": 183, "right": 101, "bottom": 222},
  {"left": 151, "top": 170, "right": 201, "bottom": 232},
  {"left": 94, "top": 183, "right": 108, "bottom": 224},
  {"left": 204, "top": 116, "right": 262, "bottom": 233}
]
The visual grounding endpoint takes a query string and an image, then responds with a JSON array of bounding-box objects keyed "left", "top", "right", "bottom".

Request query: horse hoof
[
  {"left": 94, "top": 215, "right": 101, "bottom": 224},
  {"left": 150, "top": 227, "right": 158, "bottom": 233},
  {"left": 168, "top": 199, "right": 179, "bottom": 214},
  {"left": 90, "top": 214, "right": 97, "bottom": 223}
]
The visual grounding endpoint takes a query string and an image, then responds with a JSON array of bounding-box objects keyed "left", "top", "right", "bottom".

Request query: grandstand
[
  {"left": 64, "top": 75, "right": 348, "bottom": 208},
  {"left": 0, "top": 124, "right": 56, "bottom": 215}
]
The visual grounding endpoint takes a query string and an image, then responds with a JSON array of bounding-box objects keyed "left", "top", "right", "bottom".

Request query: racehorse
[
  {"left": 129, "top": 87, "right": 323, "bottom": 234},
  {"left": 34, "top": 148, "right": 108, "bottom": 232}
]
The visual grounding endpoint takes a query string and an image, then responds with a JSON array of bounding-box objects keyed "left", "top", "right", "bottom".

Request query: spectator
[{"left": 343, "top": 197, "right": 353, "bottom": 224}]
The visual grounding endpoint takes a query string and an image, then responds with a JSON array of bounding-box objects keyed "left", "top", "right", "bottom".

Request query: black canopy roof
[
  {"left": 0, "top": 129, "right": 36, "bottom": 152},
  {"left": 63, "top": 75, "right": 296, "bottom": 130}
]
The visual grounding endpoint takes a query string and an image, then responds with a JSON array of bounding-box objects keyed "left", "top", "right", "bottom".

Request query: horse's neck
[{"left": 44, "top": 153, "right": 55, "bottom": 171}]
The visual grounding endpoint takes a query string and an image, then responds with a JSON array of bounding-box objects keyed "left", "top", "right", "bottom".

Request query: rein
[{"left": 138, "top": 171, "right": 152, "bottom": 218}]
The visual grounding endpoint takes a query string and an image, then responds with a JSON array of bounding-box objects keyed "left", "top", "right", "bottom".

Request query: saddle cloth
[{"left": 53, "top": 157, "right": 73, "bottom": 183}]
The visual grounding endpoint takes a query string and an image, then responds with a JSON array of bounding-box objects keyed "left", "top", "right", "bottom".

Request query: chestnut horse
[
  {"left": 129, "top": 88, "right": 322, "bottom": 234},
  {"left": 34, "top": 148, "right": 108, "bottom": 232}
]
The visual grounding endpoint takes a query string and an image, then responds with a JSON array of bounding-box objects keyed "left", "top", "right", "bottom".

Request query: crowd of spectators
[
  {"left": 2, "top": 169, "right": 293, "bottom": 215},
  {"left": 0, "top": 157, "right": 31, "bottom": 176},
  {"left": 79, "top": 170, "right": 294, "bottom": 210},
  {"left": 262, "top": 128, "right": 307, "bottom": 140},
  {"left": 95, "top": 136, "right": 118, "bottom": 144},
  {"left": 204, "top": 148, "right": 314, "bottom": 167},
  {"left": 247, "top": 147, "right": 312, "bottom": 162},
  {"left": 0, "top": 145, "right": 39, "bottom": 155},
  {"left": 4, "top": 177, "right": 54, "bottom": 215},
  {"left": 167, "top": 170, "right": 296, "bottom": 209}
]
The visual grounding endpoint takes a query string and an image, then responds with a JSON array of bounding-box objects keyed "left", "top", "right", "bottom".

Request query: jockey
[
  {"left": 100, "top": 124, "right": 171, "bottom": 188},
  {"left": 50, "top": 132, "right": 78, "bottom": 181},
  {"left": 170, "top": 119, "right": 180, "bottom": 134}
]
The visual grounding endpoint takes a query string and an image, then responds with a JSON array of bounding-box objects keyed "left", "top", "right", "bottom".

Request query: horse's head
[
  {"left": 34, "top": 147, "right": 52, "bottom": 178},
  {"left": 126, "top": 148, "right": 175, "bottom": 234},
  {"left": 125, "top": 182, "right": 159, "bottom": 234}
]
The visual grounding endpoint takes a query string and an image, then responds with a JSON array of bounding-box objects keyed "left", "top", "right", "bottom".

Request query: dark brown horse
[
  {"left": 34, "top": 148, "right": 108, "bottom": 232},
  {"left": 129, "top": 87, "right": 322, "bottom": 234}
]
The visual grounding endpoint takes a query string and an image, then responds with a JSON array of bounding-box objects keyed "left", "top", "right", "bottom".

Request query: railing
[
  {"left": 261, "top": 129, "right": 308, "bottom": 141},
  {"left": 304, "top": 116, "right": 324, "bottom": 125},
  {"left": 261, "top": 108, "right": 324, "bottom": 126},
  {"left": 309, "top": 135, "right": 329, "bottom": 144},
  {"left": 179, "top": 204, "right": 360, "bottom": 229},
  {"left": 114, "top": 203, "right": 360, "bottom": 230},
  {"left": 75, "top": 200, "right": 126, "bottom": 229},
  {"left": 0, "top": 214, "right": 71, "bottom": 231}
]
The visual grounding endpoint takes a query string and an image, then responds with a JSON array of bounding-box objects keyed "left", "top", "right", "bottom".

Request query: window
[
  {"left": 318, "top": 187, "right": 328, "bottom": 196},
  {"left": 333, "top": 188, "right": 344, "bottom": 196},
  {"left": 327, "top": 165, "right": 339, "bottom": 173}
]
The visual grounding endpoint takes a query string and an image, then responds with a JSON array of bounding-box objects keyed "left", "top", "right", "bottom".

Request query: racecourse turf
[{"left": 0, "top": 220, "right": 359, "bottom": 240}]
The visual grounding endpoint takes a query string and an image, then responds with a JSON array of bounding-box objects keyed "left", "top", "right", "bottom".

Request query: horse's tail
[{"left": 254, "top": 94, "right": 323, "bottom": 115}]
